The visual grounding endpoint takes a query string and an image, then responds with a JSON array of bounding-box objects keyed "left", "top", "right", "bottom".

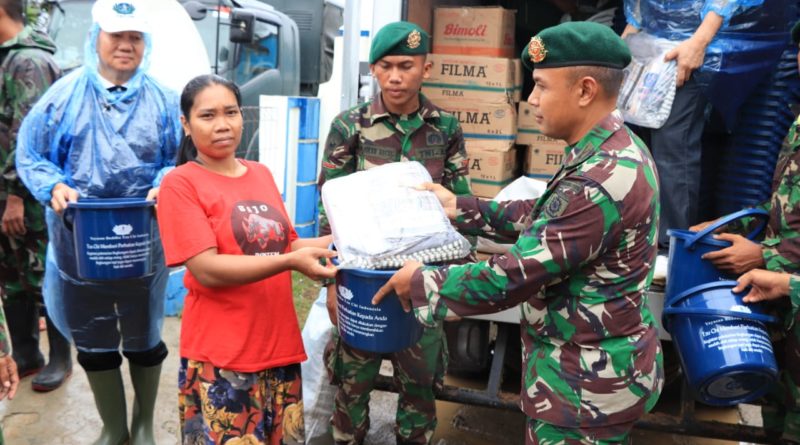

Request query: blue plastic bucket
[
  {"left": 335, "top": 266, "right": 424, "bottom": 353},
  {"left": 665, "top": 208, "right": 769, "bottom": 302},
  {"left": 663, "top": 281, "right": 778, "bottom": 406},
  {"left": 65, "top": 198, "right": 156, "bottom": 281}
]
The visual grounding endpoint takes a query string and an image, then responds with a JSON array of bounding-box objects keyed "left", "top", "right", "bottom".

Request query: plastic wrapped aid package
[
  {"left": 321, "top": 161, "right": 471, "bottom": 269},
  {"left": 618, "top": 32, "right": 678, "bottom": 129}
]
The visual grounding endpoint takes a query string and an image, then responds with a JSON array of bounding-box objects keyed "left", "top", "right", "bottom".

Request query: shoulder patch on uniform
[
  {"left": 543, "top": 193, "right": 568, "bottom": 219},
  {"left": 542, "top": 181, "right": 582, "bottom": 219}
]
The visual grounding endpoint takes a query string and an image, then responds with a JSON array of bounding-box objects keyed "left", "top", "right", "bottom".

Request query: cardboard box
[
  {"left": 432, "top": 100, "right": 517, "bottom": 142},
  {"left": 524, "top": 143, "right": 566, "bottom": 180},
  {"left": 425, "top": 54, "right": 516, "bottom": 89},
  {"left": 513, "top": 59, "right": 523, "bottom": 103},
  {"left": 517, "top": 101, "right": 539, "bottom": 144},
  {"left": 465, "top": 141, "right": 517, "bottom": 198},
  {"left": 433, "top": 7, "right": 515, "bottom": 58},
  {"left": 422, "top": 86, "right": 512, "bottom": 105}
]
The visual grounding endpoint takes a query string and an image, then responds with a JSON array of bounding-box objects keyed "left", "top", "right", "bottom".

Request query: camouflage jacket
[
  {"left": 409, "top": 111, "right": 663, "bottom": 428},
  {"left": 0, "top": 26, "right": 59, "bottom": 200},
  {"left": 751, "top": 117, "right": 800, "bottom": 274},
  {"left": 317, "top": 93, "right": 471, "bottom": 235}
]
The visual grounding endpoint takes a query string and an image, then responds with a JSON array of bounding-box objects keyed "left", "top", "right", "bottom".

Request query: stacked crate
[
  {"left": 424, "top": 6, "right": 521, "bottom": 198},
  {"left": 517, "top": 102, "right": 567, "bottom": 180}
]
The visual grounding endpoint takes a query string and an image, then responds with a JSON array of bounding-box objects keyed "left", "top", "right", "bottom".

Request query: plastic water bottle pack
[
  {"left": 617, "top": 32, "right": 679, "bottom": 129},
  {"left": 321, "top": 161, "right": 471, "bottom": 269}
]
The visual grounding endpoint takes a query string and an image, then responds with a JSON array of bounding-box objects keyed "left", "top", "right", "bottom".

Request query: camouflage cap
[
  {"left": 793, "top": 20, "right": 800, "bottom": 44},
  {"left": 521, "top": 21, "right": 631, "bottom": 71},
  {"left": 369, "top": 21, "right": 429, "bottom": 64}
]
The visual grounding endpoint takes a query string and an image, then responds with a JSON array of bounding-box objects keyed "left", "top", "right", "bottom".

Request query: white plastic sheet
[
  {"left": 301, "top": 289, "right": 336, "bottom": 445},
  {"left": 321, "top": 162, "right": 470, "bottom": 269},
  {"left": 618, "top": 32, "right": 679, "bottom": 129}
]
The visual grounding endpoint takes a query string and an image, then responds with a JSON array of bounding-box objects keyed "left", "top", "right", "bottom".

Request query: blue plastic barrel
[
  {"left": 666, "top": 208, "right": 769, "bottom": 302},
  {"left": 663, "top": 281, "right": 778, "bottom": 406},
  {"left": 66, "top": 198, "right": 156, "bottom": 281},
  {"left": 335, "top": 266, "right": 423, "bottom": 353}
]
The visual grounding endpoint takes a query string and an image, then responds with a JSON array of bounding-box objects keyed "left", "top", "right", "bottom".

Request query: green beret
[
  {"left": 521, "top": 22, "right": 631, "bottom": 71},
  {"left": 792, "top": 20, "right": 800, "bottom": 45},
  {"left": 369, "top": 21, "right": 429, "bottom": 64}
]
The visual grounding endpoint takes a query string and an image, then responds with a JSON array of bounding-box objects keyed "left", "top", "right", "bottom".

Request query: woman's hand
[
  {"left": 289, "top": 247, "right": 337, "bottom": 281},
  {"left": 415, "top": 182, "right": 457, "bottom": 220},
  {"left": 734, "top": 269, "right": 792, "bottom": 303},
  {"left": 50, "top": 183, "right": 79, "bottom": 214}
]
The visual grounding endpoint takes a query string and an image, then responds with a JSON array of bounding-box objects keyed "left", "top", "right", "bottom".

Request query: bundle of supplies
[
  {"left": 321, "top": 162, "right": 471, "bottom": 269},
  {"left": 617, "top": 32, "right": 678, "bottom": 129}
]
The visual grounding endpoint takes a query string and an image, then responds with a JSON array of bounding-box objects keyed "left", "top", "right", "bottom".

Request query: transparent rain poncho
[
  {"left": 624, "top": 0, "right": 790, "bottom": 127},
  {"left": 15, "top": 24, "right": 182, "bottom": 352}
]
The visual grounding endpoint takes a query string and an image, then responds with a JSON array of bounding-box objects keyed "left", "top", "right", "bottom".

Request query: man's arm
[
  {"left": 407, "top": 178, "right": 622, "bottom": 325},
  {"left": 1, "top": 52, "right": 58, "bottom": 236},
  {"left": 442, "top": 120, "right": 471, "bottom": 196}
]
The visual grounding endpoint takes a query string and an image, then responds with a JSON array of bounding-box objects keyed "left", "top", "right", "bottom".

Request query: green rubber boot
[
  {"left": 129, "top": 363, "right": 161, "bottom": 445},
  {"left": 86, "top": 368, "right": 129, "bottom": 445}
]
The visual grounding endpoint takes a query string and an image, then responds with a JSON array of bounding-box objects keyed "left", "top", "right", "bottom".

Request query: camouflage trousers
[
  {"left": 761, "top": 317, "right": 800, "bottom": 443},
  {"left": 0, "top": 198, "right": 46, "bottom": 302},
  {"left": 324, "top": 324, "right": 446, "bottom": 445},
  {"left": 526, "top": 418, "right": 634, "bottom": 445}
]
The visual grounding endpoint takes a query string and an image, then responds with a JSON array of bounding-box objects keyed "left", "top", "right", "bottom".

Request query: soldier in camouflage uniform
[
  {"left": 0, "top": 0, "right": 70, "bottom": 392},
  {"left": 318, "top": 21, "right": 471, "bottom": 445},
  {"left": 690, "top": 21, "right": 800, "bottom": 444},
  {"left": 375, "top": 22, "right": 664, "bottom": 444}
]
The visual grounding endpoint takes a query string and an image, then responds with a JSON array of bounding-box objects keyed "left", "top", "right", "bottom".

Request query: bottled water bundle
[{"left": 321, "top": 162, "right": 471, "bottom": 269}]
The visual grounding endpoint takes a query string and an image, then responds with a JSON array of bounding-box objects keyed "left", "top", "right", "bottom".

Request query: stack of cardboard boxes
[
  {"left": 517, "top": 102, "right": 567, "bottom": 180},
  {"left": 420, "top": 6, "right": 567, "bottom": 198},
  {"left": 423, "top": 6, "right": 522, "bottom": 198}
]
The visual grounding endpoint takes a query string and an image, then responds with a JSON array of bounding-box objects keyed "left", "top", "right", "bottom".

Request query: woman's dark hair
[{"left": 176, "top": 74, "right": 243, "bottom": 165}]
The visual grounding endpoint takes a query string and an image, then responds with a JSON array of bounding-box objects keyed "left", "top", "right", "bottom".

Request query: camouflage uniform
[
  {"left": 409, "top": 111, "right": 663, "bottom": 443},
  {"left": 0, "top": 26, "right": 59, "bottom": 303},
  {"left": 319, "top": 93, "right": 470, "bottom": 445},
  {"left": 735, "top": 116, "right": 800, "bottom": 442}
]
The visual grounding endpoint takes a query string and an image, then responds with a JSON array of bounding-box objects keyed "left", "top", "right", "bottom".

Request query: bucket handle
[
  {"left": 663, "top": 307, "right": 778, "bottom": 325},
  {"left": 685, "top": 208, "right": 770, "bottom": 250},
  {"left": 62, "top": 206, "right": 75, "bottom": 232}
]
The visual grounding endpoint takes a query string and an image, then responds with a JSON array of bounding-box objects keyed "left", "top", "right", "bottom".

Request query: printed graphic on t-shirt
[{"left": 232, "top": 200, "right": 290, "bottom": 256}]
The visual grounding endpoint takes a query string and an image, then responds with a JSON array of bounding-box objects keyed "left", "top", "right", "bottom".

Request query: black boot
[
  {"left": 32, "top": 316, "right": 72, "bottom": 392},
  {"left": 4, "top": 298, "right": 44, "bottom": 377}
]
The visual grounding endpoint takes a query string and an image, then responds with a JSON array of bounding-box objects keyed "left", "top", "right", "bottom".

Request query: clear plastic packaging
[
  {"left": 618, "top": 32, "right": 678, "bottom": 129},
  {"left": 321, "top": 161, "right": 471, "bottom": 269}
]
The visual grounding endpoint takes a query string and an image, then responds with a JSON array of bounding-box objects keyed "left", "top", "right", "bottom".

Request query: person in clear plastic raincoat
[{"left": 14, "top": 1, "right": 180, "bottom": 444}]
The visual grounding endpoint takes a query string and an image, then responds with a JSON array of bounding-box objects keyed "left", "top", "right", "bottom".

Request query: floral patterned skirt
[{"left": 179, "top": 358, "right": 304, "bottom": 445}]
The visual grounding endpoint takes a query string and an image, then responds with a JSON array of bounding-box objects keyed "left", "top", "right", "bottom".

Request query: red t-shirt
[{"left": 157, "top": 160, "right": 305, "bottom": 372}]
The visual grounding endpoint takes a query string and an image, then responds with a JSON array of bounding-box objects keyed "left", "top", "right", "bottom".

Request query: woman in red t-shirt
[{"left": 157, "top": 74, "right": 336, "bottom": 445}]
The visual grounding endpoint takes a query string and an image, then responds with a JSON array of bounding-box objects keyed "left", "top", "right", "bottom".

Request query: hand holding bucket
[
  {"left": 665, "top": 208, "right": 769, "bottom": 301},
  {"left": 682, "top": 208, "right": 770, "bottom": 250}
]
